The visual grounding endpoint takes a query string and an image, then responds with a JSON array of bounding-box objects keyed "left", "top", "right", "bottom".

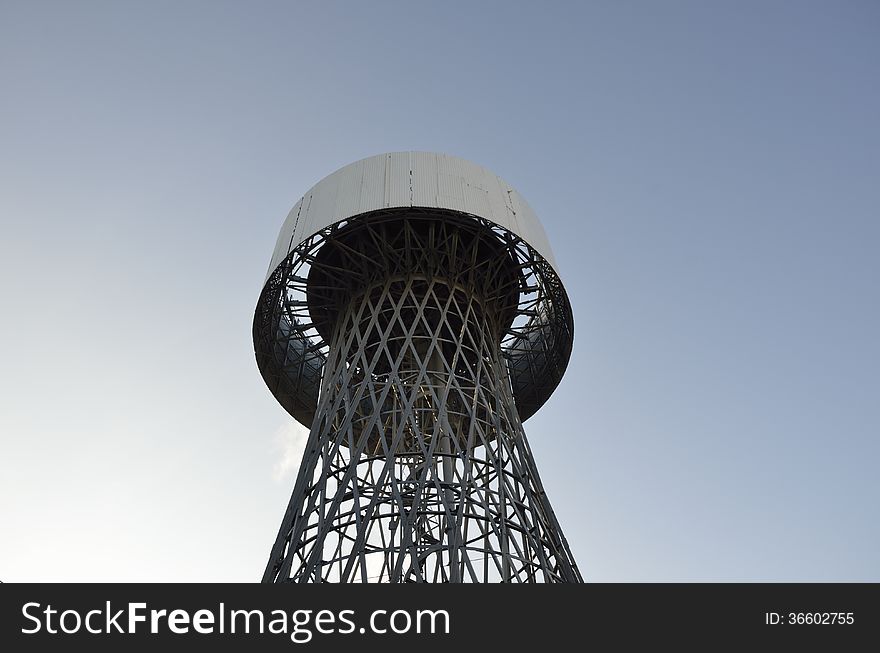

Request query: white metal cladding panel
[
  {"left": 387, "top": 152, "right": 411, "bottom": 207},
  {"left": 462, "top": 181, "right": 492, "bottom": 223},
  {"left": 411, "top": 151, "right": 439, "bottom": 207},
  {"left": 500, "top": 177, "right": 521, "bottom": 234},
  {"left": 265, "top": 152, "right": 559, "bottom": 283},
  {"left": 303, "top": 175, "right": 336, "bottom": 243},
  {"left": 332, "top": 160, "right": 365, "bottom": 225},
  {"left": 438, "top": 170, "right": 465, "bottom": 208},
  {"left": 268, "top": 198, "right": 304, "bottom": 278},
  {"left": 508, "top": 190, "right": 551, "bottom": 258},
  {"left": 360, "top": 155, "right": 385, "bottom": 213},
  {"left": 436, "top": 155, "right": 472, "bottom": 215}
]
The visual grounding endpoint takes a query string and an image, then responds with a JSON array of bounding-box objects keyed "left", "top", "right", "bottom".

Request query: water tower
[{"left": 254, "top": 152, "right": 582, "bottom": 582}]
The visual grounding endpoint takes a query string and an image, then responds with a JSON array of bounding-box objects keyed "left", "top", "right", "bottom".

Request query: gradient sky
[{"left": 1, "top": 1, "right": 878, "bottom": 582}]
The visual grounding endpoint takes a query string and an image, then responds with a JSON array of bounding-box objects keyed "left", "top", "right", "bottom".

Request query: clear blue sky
[{"left": 1, "top": 1, "right": 877, "bottom": 581}]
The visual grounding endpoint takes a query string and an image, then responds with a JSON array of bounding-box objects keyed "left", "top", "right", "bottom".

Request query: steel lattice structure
[{"left": 254, "top": 153, "right": 582, "bottom": 583}]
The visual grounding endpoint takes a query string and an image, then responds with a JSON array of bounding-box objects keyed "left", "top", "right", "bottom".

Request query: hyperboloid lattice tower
[{"left": 254, "top": 152, "right": 582, "bottom": 583}]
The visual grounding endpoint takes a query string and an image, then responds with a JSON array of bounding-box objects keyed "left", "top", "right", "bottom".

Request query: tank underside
[{"left": 254, "top": 208, "right": 574, "bottom": 428}]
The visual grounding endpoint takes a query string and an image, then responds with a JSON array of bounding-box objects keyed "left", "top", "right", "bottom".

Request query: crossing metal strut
[{"left": 256, "top": 210, "right": 581, "bottom": 583}]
